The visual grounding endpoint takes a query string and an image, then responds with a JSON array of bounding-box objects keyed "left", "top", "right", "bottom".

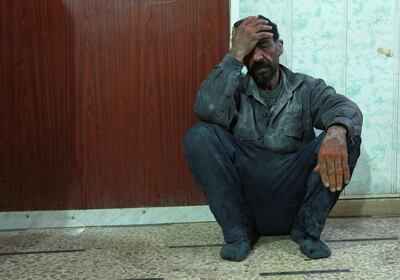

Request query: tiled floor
[{"left": 0, "top": 217, "right": 399, "bottom": 280}]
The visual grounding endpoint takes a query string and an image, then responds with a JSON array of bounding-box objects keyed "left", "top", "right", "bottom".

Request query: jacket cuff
[{"left": 219, "top": 55, "right": 245, "bottom": 72}]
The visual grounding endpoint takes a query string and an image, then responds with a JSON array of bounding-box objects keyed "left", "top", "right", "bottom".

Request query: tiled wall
[{"left": 232, "top": 0, "right": 400, "bottom": 196}]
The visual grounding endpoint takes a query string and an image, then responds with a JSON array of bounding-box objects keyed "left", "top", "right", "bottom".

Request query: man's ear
[{"left": 277, "top": 39, "right": 283, "bottom": 56}]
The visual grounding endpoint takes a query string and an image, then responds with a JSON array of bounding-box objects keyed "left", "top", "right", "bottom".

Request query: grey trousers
[{"left": 184, "top": 122, "right": 361, "bottom": 243}]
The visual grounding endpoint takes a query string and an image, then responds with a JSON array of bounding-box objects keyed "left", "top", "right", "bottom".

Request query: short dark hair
[{"left": 233, "top": 15, "right": 280, "bottom": 41}]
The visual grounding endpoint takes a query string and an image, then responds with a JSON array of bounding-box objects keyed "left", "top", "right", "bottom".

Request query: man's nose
[{"left": 251, "top": 47, "right": 264, "bottom": 62}]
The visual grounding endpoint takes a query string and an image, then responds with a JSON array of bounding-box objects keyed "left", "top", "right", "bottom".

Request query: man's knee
[{"left": 183, "top": 122, "right": 221, "bottom": 158}]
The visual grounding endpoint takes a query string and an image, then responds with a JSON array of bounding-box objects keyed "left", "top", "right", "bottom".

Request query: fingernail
[
  {"left": 336, "top": 187, "right": 341, "bottom": 191},
  {"left": 324, "top": 182, "right": 329, "bottom": 187}
]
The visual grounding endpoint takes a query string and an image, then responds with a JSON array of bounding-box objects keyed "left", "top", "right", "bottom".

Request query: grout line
[
  {"left": 260, "top": 269, "right": 351, "bottom": 276},
  {"left": 341, "top": 0, "right": 349, "bottom": 196},
  {"left": 392, "top": 0, "right": 400, "bottom": 194},
  {"left": 0, "top": 249, "right": 86, "bottom": 256},
  {"left": 341, "top": 0, "right": 348, "bottom": 97},
  {"left": 121, "top": 279, "right": 164, "bottom": 280},
  {"left": 286, "top": 0, "right": 293, "bottom": 69},
  {"left": 169, "top": 243, "right": 223, "bottom": 249},
  {"left": 169, "top": 236, "right": 400, "bottom": 249},
  {"left": 325, "top": 237, "right": 398, "bottom": 242}
]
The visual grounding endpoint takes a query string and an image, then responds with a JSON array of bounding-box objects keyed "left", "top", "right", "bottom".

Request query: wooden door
[{"left": 0, "top": 0, "right": 230, "bottom": 211}]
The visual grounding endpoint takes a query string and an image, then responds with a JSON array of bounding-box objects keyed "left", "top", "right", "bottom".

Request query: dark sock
[
  {"left": 290, "top": 229, "right": 331, "bottom": 259},
  {"left": 220, "top": 238, "right": 251, "bottom": 262}
]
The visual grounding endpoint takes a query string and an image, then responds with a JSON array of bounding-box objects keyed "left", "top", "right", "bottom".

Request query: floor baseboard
[
  {"left": 0, "top": 198, "right": 399, "bottom": 230},
  {"left": 330, "top": 198, "right": 400, "bottom": 217}
]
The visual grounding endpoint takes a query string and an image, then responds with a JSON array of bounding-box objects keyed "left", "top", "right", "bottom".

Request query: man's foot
[
  {"left": 290, "top": 229, "right": 331, "bottom": 259},
  {"left": 220, "top": 238, "right": 251, "bottom": 262}
]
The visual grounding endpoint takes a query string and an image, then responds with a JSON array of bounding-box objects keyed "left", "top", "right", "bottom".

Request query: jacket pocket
[
  {"left": 236, "top": 128, "right": 261, "bottom": 141},
  {"left": 233, "top": 122, "right": 261, "bottom": 141},
  {"left": 284, "top": 121, "right": 303, "bottom": 139}
]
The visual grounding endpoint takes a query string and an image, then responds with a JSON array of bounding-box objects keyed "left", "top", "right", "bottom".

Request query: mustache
[{"left": 249, "top": 60, "right": 273, "bottom": 74}]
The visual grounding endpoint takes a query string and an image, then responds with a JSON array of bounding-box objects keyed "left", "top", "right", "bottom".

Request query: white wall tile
[{"left": 236, "top": 0, "right": 400, "bottom": 196}]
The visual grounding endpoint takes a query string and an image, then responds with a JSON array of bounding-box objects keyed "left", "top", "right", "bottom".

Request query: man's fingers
[
  {"left": 253, "top": 24, "right": 272, "bottom": 33},
  {"left": 253, "top": 19, "right": 269, "bottom": 27},
  {"left": 254, "top": 31, "right": 273, "bottom": 40},
  {"left": 257, "top": 18, "right": 269, "bottom": 25},
  {"left": 244, "top": 16, "right": 257, "bottom": 22},
  {"left": 335, "top": 159, "right": 343, "bottom": 191},
  {"left": 342, "top": 156, "right": 351, "bottom": 184},
  {"left": 242, "top": 16, "right": 261, "bottom": 27},
  {"left": 234, "top": 17, "right": 271, "bottom": 43},
  {"left": 246, "top": 17, "right": 268, "bottom": 27},
  {"left": 314, "top": 164, "right": 319, "bottom": 172},
  {"left": 327, "top": 158, "right": 337, "bottom": 192},
  {"left": 318, "top": 160, "right": 330, "bottom": 188}
]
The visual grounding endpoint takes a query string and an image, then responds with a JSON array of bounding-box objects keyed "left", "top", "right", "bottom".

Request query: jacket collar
[
  {"left": 242, "top": 64, "right": 305, "bottom": 123},
  {"left": 280, "top": 64, "right": 304, "bottom": 92},
  {"left": 242, "top": 64, "right": 304, "bottom": 97}
]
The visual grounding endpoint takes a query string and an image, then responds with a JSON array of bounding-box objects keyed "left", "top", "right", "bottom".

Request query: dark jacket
[{"left": 194, "top": 55, "right": 363, "bottom": 153}]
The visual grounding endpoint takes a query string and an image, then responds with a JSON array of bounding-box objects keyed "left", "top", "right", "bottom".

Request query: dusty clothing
[
  {"left": 185, "top": 55, "right": 363, "bottom": 243},
  {"left": 194, "top": 55, "right": 363, "bottom": 153},
  {"left": 184, "top": 122, "right": 361, "bottom": 242}
]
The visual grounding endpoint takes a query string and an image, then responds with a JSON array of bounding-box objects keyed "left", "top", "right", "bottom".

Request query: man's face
[{"left": 245, "top": 38, "right": 282, "bottom": 87}]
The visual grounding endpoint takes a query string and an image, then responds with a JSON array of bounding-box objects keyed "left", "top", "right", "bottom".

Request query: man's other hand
[
  {"left": 229, "top": 16, "right": 273, "bottom": 62},
  {"left": 314, "top": 125, "right": 349, "bottom": 192}
]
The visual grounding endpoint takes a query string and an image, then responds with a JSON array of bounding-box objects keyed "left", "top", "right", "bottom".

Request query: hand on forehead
[
  {"left": 229, "top": 15, "right": 275, "bottom": 62},
  {"left": 233, "top": 15, "right": 269, "bottom": 29}
]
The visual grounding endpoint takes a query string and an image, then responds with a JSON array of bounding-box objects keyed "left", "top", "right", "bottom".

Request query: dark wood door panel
[
  {"left": 0, "top": 0, "right": 229, "bottom": 210},
  {"left": 0, "top": 0, "right": 81, "bottom": 211}
]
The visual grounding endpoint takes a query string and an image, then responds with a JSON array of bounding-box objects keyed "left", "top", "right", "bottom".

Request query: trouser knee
[{"left": 183, "top": 122, "right": 221, "bottom": 159}]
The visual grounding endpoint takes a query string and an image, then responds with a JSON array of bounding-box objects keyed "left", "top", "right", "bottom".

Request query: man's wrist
[
  {"left": 327, "top": 124, "right": 347, "bottom": 137},
  {"left": 228, "top": 48, "right": 246, "bottom": 62}
]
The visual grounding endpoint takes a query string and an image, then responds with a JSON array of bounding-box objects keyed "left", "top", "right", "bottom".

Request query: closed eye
[{"left": 257, "top": 39, "right": 271, "bottom": 49}]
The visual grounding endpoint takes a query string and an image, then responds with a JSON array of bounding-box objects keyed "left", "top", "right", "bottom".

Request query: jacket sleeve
[
  {"left": 309, "top": 78, "right": 363, "bottom": 140},
  {"left": 194, "top": 55, "right": 243, "bottom": 128}
]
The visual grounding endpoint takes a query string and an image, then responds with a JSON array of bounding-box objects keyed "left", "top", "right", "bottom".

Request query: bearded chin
[
  {"left": 252, "top": 70, "right": 275, "bottom": 87},
  {"left": 249, "top": 59, "right": 279, "bottom": 88}
]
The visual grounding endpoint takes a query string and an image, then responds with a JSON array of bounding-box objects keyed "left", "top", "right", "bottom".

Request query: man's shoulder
[
  {"left": 280, "top": 65, "right": 317, "bottom": 82},
  {"left": 280, "top": 65, "right": 326, "bottom": 90}
]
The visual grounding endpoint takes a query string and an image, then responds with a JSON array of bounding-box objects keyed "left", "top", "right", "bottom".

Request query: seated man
[{"left": 183, "top": 15, "right": 362, "bottom": 262}]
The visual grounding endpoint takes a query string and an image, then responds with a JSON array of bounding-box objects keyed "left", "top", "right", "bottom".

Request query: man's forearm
[{"left": 194, "top": 55, "right": 242, "bottom": 127}]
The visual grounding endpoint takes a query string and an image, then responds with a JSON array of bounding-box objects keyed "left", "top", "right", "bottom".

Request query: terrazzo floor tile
[{"left": 0, "top": 217, "right": 399, "bottom": 279}]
